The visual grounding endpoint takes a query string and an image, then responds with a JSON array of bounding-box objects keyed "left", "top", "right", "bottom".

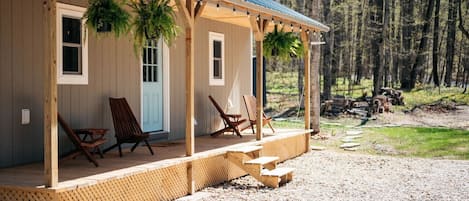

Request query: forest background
[{"left": 269, "top": 0, "right": 468, "bottom": 105}]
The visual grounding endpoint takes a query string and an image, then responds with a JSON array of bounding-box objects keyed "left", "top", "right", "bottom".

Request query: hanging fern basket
[
  {"left": 84, "top": 0, "right": 130, "bottom": 36},
  {"left": 130, "top": 0, "right": 180, "bottom": 54},
  {"left": 263, "top": 25, "right": 304, "bottom": 61},
  {"left": 97, "top": 22, "right": 112, "bottom": 32}
]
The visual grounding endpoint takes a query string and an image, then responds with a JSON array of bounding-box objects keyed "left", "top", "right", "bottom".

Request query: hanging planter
[
  {"left": 84, "top": 0, "right": 130, "bottom": 36},
  {"left": 130, "top": 0, "right": 180, "bottom": 54},
  {"left": 263, "top": 25, "right": 304, "bottom": 61}
]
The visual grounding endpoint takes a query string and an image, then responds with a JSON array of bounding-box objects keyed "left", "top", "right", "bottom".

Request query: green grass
[
  {"left": 309, "top": 126, "right": 469, "bottom": 160},
  {"left": 266, "top": 72, "right": 469, "bottom": 160},
  {"left": 362, "top": 127, "right": 469, "bottom": 159},
  {"left": 398, "top": 87, "right": 469, "bottom": 110},
  {"left": 267, "top": 71, "right": 301, "bottom": 95},
  {"left": 271, "top": 119, "right": 304, "bottom": 129}
]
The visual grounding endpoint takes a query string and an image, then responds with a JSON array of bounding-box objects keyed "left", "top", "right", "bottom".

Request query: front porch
[{"left": 0, "top": 129, "right": 310, "bottom": 201}]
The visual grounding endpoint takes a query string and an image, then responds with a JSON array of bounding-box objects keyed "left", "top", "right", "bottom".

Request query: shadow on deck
[{"left": 0, "top": 129, "right": 311, "bottom": 201}]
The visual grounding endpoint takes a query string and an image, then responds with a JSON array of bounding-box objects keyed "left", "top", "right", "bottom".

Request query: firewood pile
[
  {"left": 321, "top": 88, "right": 405, "bottom": 117},
  {"left": 379, "top": 87, "right": 405, "bottom": 106}
]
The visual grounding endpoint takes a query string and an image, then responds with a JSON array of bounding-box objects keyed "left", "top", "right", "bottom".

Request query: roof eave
[{"left": 222, "top": 0, "right": 330, "bottom": 32}]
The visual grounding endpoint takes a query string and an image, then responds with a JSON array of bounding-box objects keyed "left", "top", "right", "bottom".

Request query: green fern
[
  {"left": 84, "top": 0, "right": 130, "bottom": 37},
  {"left": 130, "top": 0, "right": 180, "bottom": 55},
  {"left": 263, "top": 25, "right": 304, "bottom": 61}
]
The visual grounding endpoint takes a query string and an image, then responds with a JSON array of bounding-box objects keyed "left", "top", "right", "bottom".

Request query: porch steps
[{"left": 227, "top": 146, "right": 294, "bottom": 188}]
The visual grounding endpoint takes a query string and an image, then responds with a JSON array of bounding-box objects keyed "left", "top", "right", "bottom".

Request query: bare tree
[
  {"left": 369, "top": 0, "right": 384, "bottom": 95},
  {"left": 410, "top": 0, "right": 435, "bottom": 88},
  {"left": 400, "top": 0, "right": 414, "bottom": 90},
  {"left": 432, "top": 0, "right": 441, "bottom": 87},
  {"left": 444, "top": 0, "right": 458, "bottom": 86}
]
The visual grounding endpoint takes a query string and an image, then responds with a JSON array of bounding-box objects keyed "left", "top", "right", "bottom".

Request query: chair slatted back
[
  {"left": 57, "top": 113, "right": 83, "bottom": 149},
  {"left": 208, "top": 95, "right": 227, "bottom": 119},
  {"left": 109, "top": 98, "right": 143, "bottom": 141},
  {"left": 243, "top": 95, "right": 257, "bottom": 121}
]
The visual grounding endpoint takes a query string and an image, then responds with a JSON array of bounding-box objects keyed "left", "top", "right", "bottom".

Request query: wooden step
[
  {"left": 245, "top": 156, "right": 278, "bottom": 170},
  {"left": 261, "top": 167, "right": 295, "bottom": 188},
  {"left": 262, "top": 167, "right": 294, "bottom": 177},
  {"left": 245, "top": 156, "right": 278, "bottom": 165},
  {"left": 227, "top": 146, "right": 262, "bottom": 154}
]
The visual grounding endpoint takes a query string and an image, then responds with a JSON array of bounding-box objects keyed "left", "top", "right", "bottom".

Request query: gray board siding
[
  {"left": 168, "top": 17, "right": 252, "bottom": 140},
  {"left": 0, "top": 0, "right": 252, "bottom": 168}
]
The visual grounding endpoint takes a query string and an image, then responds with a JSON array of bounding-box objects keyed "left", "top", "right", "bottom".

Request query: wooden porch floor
[{"left": 0, "top": 129, "right": 307, "bottom": 188}]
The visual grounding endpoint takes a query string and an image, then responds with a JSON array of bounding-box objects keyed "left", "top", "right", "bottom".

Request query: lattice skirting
[{"left": 0, "top": 133, "right": 308, "bottom": 201}]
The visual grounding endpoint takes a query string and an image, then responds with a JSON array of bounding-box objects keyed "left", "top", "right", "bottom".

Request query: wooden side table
[{"left": 73, "top": 128, "right": 109, "bottom": 158}]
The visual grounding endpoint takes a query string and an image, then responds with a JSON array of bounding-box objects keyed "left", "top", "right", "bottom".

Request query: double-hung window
[
  {"left": 209, "top": 32, "right": 224, "bottom": 86},
  {"left": 57, "top": 3, "right": 88, "bottom": 85}
]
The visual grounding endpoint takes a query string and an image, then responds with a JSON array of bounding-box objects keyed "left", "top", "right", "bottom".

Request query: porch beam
[
  {"left": 194, "top": 1, "right": 207, "bottom": 19},
  {"left": 177, "top": 0, "right": 194, "bottom": 28},
  {"left": 43, "top": 0, "right": 58, "bottom": 187}
]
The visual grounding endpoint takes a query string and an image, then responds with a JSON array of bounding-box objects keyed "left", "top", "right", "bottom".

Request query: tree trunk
[
  {"left": 354, "top": 1, "right": 364, "bottom": 85},
  {"left": 444, "top": 0, "right": 457, "bottom": 86},
  {"left": 310, "top": 0, "right": 322, "bottom": 133},
  {"left": 410, "top": 0, "right": 435, "bottom": 89},
  {"left": 432, "top": 0, "right": 441, "bottom": 86},
  {"left": 321, "top": 0, "right": 332, "bottom": 100},
  {"left": 400, "top": 0, "right": 414, "bottom": 90},
  {"left": 370, "top": 0, "right": 384, "bottom": 96},
  {"left": 330, "top": 0, "right": 343, "bottom": 86},
  {"left": 383, "top": 0, "right": 391, "bottom": 88},
  {"left": 391, "top": 0, "right": 399, "bottom": 87}
]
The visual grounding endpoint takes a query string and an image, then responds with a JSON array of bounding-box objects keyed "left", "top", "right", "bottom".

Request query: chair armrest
[
  {"left": 74, "top": 128, "right": 108, "bottom": 136},
  {"left": 225, "top": 114, "right": 242, "bottom": 118}
]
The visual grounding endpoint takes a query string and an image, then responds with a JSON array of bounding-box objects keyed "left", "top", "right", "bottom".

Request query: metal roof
[{"left": 244, "top": 0, "right": 329, "bottom": 32}]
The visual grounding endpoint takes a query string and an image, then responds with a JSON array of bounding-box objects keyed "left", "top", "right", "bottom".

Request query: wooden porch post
[
  {"left": 185, "top": 27, "right": 194, "bottom": 157},
  {"left": 43, "top": 0, "right": 58, "bottom": 187},
  {"left": 178, "top": 0, "right": 205, "bottom": 194},
  {"left": 301, "top": 31, "right": 311, "bottom": 130},
  {"left": 250, "top": 17, "right": 267, "bottom": 141},
  {"left": 301, "top": 31, "right": 311, "bottom": 152}
]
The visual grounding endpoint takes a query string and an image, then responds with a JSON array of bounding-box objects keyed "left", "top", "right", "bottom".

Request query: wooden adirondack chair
[
  {"left": 208, "top": 95, "right": 247, "bottom": 138},
  {"left": 58, "top": 113, "right": 107, "bottom": 167},
  {"left": 242, "top": 95, "right": 275, "bottom": 133},
  {"left": 104, "top": 97, "right": 154, "bottom": 157}
]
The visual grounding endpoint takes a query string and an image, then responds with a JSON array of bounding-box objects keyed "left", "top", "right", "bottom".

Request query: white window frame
[
  {"left": 209, "top": 32, "right": 225, "bottom": 86},
  {"left": 56, "top": 3, "right": 88, "bottom": 85}
]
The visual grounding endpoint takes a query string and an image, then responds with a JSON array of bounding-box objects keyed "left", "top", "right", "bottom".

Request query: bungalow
[{"left": 0, "top": 0, "right": 329, "bottom": 200}]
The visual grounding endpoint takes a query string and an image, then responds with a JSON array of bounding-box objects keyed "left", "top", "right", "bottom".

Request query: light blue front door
[{"left": 142, "top": 40, "right": 163, "bottom": 132}]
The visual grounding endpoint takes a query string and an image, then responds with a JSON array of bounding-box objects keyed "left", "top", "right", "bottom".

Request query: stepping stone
[
  {"left": 343, "top": 135, "right": 362, "bottom": 139},
  {"left": 346, "top": 130, "right": 363, "bottom": 136},
  {"left": 340, "top": 143, "right": 360, "bottom": 148},
  {"left": 310, "top": 146, "right": 326, "bottom": 151},
  {"left": 341, "top": 138, "right": 355, "bottom": 143},
  {"left": 323, "top": 122, "right": 342, "bottom": 126},
  {"left": 344, "top": 147, "right": 358, "bottom": 151}
]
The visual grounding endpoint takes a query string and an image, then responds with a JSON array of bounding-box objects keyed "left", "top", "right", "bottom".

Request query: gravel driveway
[{"left": 190, "top": 151, "right": 469, "bottom": 201}]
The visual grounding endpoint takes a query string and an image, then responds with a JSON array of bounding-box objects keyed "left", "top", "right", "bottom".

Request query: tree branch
[{"left": 459, "top": 0, "right": 469, "bottom": 39}]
